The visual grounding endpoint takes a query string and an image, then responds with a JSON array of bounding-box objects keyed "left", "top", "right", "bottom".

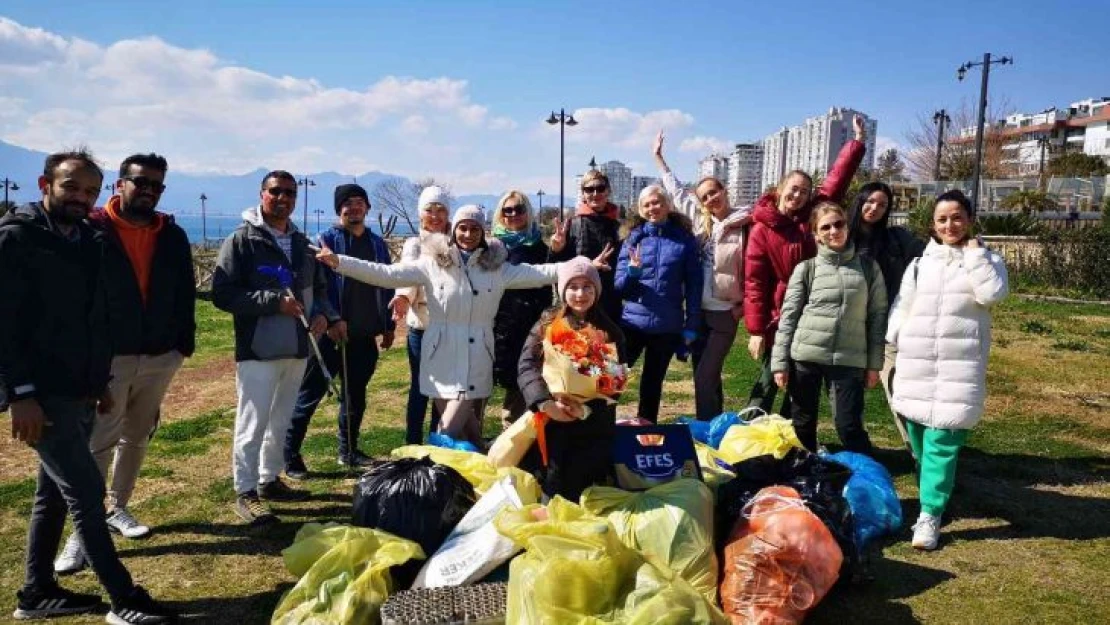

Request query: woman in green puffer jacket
[{"left": 771, "top": 202, "right": 888, "bottom": 453}]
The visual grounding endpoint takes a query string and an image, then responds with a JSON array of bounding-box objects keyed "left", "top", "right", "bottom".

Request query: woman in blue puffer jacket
[{"left": 615, "top": 184, "right": 703, "bottom": 422}]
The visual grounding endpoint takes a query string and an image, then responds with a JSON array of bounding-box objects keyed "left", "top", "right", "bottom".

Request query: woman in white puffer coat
[{"left": 886, "top": 190, "right": 1008, "bottom": 551}]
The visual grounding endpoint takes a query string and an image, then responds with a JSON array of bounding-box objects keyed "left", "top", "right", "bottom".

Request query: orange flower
[
  {"left": 597, "top": 374, "right": 616, "bottom": 396},
  {"left": 546, "top": 315, "right": 577, "bottom": 345}
]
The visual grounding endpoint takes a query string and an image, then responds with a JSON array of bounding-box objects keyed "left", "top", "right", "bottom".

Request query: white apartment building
[
  {"left": 598, "top": 160, "right": 633, "bottom": 210},
  {"left": 630, "top": 175, "right": 657, "bottom": 206},
  {"left": 697, "top": 154, "right": 729, "bottom": 186},
  {"left": 762, "top": 107, "right": 878, "bottom": 188},
  {"left": 728, "top": 142, "right": 764, "bottom": 207}
]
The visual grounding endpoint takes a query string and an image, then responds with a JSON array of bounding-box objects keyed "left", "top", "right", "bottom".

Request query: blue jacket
[
  {"left": 316, "top": 225, "right": 395, "bottom": 335},
  {"left": 615, "top": 217, "right": 703, "bottom": 335}
]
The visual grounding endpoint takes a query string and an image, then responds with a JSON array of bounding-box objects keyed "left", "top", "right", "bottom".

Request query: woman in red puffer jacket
[{"left": 743, "top": 115, "right": 868, "bottom": 415}]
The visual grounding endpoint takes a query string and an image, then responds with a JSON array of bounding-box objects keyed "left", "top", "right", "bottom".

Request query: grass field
[{"left": 0, "top": 295, "right": 1107, "bottom": 624}]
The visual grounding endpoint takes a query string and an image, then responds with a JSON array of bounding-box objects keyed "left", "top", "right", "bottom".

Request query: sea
[{"left": 171, "top": 214, "right": 417, "bottom": 247}]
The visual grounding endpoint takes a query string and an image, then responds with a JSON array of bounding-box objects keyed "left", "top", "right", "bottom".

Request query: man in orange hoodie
[{"left": 55, "top": 154, "right": 195, "bottom": 576}]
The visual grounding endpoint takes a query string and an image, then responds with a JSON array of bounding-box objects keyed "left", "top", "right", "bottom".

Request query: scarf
[
  {"left": 575, "top": 200, "right": 620, "bottom": 221},
  {"left": 493, "top": 222, "right": 541, "bottom": 249}
]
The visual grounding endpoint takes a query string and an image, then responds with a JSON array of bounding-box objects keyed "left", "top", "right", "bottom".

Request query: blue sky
[{"left": 1, "top": 0, "right": 1105, "bottom": 196}]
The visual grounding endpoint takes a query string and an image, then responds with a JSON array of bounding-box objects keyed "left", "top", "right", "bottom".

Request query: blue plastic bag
[
  {"left": 827, "top": 451, "right": 902, "bottom": 549},
  {"left": 678, "top": 417, "right": 713, "bottom": 445},
  {"left": 680, "top": 409, "right": 766, "bottom": 450},
  {"left": 428, "top": 432, "right": 480, "bottom": 453}
]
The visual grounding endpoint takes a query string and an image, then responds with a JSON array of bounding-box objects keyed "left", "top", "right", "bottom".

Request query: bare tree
[
  {"left": 371, "top": 177, "right": 453, "bottom": 235},
  {"left": 904, "top": 97, "right": 1015, "bottom": 181},
  {"left": 875, "top": 148, "right": 907, "bottom": 181}
]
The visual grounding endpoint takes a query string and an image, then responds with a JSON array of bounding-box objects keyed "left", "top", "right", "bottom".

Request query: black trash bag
[
  {"left": 715, "top": 449, "right": 863, "bottom": 581},
  {"left": 352, "top": 456, "right": 477, "bottom": 558}
]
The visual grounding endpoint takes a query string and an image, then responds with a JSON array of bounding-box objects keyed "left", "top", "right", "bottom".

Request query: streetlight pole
[
  {"left": 314, "top": 208, "right": 324, "bottom": 233},
  {"left": 932, "top": 110, "right": 951, "bottom": 181},
  {"left": 200, "top": 193, "right": 208, "bottom": 246},
  {"left": 2, "top": 178, "right": 19, "bottom": 205},
  {"left": 536, "top": 189, "right": 545, "bottom": 211},
  {"left": 546, "top": 108, "right": 578, "bottom": 219},
  {"left": 297, "top": 176, "right": 316, "bottom": 231},
  {"left": 1037, "top": 135, "right": 1051, "bottom": 187},
  {"left": 957, "top": 53, "right": 1013, "bottom": 212}
]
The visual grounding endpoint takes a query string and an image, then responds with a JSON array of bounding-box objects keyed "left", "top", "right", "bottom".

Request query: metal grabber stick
[{"left": 284, "top": 287, "right": 341, "bottom": 397}]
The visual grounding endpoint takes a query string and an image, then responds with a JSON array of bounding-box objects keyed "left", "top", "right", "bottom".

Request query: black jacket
[
  {"left": 548, "top": 213, "right": 623, "bottom": 323},
  {"left": 87, "top": 207, "right": 196, "bottom": 357},
  {"left": 856, "top": 227, "right": 926, "bottom": 308},
  {"left": 492, "top": 239, "right": 552, "bottom": 388},
  {"left": 211, "top": 207, "right": 337, "bottom": 362},
  {"left": 0, "top": 203, "right": 112, "bottom": 405}
]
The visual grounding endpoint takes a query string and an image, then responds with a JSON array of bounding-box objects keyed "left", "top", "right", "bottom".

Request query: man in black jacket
[
  {"left": 52, "top": 154, "right": 196, "bottom": 575},
  {"left": 0, "top": 149, "right": 176, "bottom": 623}
]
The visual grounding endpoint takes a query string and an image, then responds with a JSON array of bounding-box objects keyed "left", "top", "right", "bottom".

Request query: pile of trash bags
[{"left": 273, "top": 412, "right": 904, "bottom": 624}]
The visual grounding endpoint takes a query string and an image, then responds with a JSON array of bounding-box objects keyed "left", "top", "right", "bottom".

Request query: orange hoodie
[{"left": 105, "top": 195, "right": 165, "bottom": 305}]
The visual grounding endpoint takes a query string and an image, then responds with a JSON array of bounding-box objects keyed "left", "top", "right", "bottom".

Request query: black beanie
[{"left": 334, "top": 183, "right": 369, "bottom": 215}]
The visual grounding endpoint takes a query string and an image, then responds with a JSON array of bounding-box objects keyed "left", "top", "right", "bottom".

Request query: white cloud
[
  {"left": 400, "top": 115, "right": 430, "bottom": 136},
  {"left": 678, "top": 135, "right": 732, "bottom": 155},
  {"left": 489, "top": 116, "right": 517, "bottom": 131},
  {"left": 568, "top": 107, "right": 694, "bottom": 149}
]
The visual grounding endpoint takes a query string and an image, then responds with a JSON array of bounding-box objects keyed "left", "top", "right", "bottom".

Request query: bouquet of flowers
[{"left": 541, "top": 314, "right": 629, "bottom": 403}]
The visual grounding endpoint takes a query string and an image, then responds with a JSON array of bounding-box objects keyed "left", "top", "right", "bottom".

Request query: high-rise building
[
  {"left": 598, "top": 160, "right": 633, "bottom": 210},
  {"left": 762, "top": 107, "right": 878, "bottom": 188},
  {"left": 698, "top": 154, "right": 730, "bottom": 186},
  {"left": 630, "top": 175, "right": 657, "bottom": 207},
  {"left": 728, "top": 142, "right": 764, "bottom": 207}
]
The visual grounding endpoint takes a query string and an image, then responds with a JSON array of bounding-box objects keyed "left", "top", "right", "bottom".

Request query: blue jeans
[
  {"left": 24, "top": 396, "right": 134, "bottom": 600},
  {"left": 404, "top": 328, "right": 439, "bottom": 444},
  {"left": 285, "top": 335, "right": 379, "bottom": 462}
]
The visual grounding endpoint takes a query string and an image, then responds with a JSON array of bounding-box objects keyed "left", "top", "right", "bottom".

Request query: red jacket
[{"left": 743, "top": 139, "right": 866, "bottom": 338}]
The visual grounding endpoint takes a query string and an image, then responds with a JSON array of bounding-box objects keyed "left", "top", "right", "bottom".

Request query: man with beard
[
  {"left": 52, "top": 154, "right": 196, "bottom": 576},
  {"left": 0, "top": 149, "right": 177, "bottom": 622},
  {"left": 212, "top": 170, "right": 335, "bottom": 526},
  {"left": 284, "top": 183, "right": 394, "bottom": 478}
]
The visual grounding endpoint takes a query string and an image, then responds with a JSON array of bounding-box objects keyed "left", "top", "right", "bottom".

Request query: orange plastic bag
[{"left": 720, "top": 486, "right": 842, "bottom": 625}]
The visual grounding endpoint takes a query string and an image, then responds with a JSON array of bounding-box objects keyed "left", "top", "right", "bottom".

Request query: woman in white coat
[
  {"left": 886, "top": 190, "right": 1008, "bottom": 551},
  {"left": 317, "top": 205, "right": 599, "bottom": 448}
]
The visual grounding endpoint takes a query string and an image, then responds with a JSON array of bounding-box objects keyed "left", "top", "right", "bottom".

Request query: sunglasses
[
  {"left": 582, "top": 185, "right": 608, "bottom": 194},
  {"left": 819, "top": 220, "right": 846, "bottom": 232},
  {"left": 265, "top": 187, "right": 298, "bottom": 198},
  {"left": 122, "top": 175, "right": 166, "bottom": 193},
  {"left": 501, "top": 205, "right": 525, "bottom": 217}
]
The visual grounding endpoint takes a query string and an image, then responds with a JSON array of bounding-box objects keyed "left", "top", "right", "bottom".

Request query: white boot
[{"left": 911, "top": 512, "right": 941, "bottom": 551}]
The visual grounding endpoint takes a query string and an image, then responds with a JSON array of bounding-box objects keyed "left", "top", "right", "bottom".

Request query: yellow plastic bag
[
  {"left": 694, "top": 442, "right": 736, "bottom": 494},
  {"left": 495, "top": 497, "right": 727, "bottom": 624},
  {"left": 487, "top": 411, "right": 538, "bottom": 468},
  {"left": 272, "top": 523, "right": 425, "bottom": 625},
  {"left": 391, "top": 444, "right": 541, "bottom": 504},
  {"left": 580, "top": 479, "right": 718, "bottom": 602},
  {"left": 717, "top": 415, "right": 804, "bottom": 464}
]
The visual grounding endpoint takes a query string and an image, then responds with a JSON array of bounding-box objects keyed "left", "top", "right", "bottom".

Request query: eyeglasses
[
  {"left": 265, "top": 187, "right": 298, "bottom": 198},
  {"left": 819, "top": 220, "right": 846, "bottom": 232},
  {"left": 122, "top": 175, "right": 166, "bottom": 193},
  {"left": 582, "top": 185, "right": 608, "bottom": 194},
  {"left": 501, "top": 205, "right": 525, "bottom": 217}
]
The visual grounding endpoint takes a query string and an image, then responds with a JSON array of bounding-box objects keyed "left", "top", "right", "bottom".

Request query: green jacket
[{"left": 771, "top": 243, "right": 887, "bottom": 372}]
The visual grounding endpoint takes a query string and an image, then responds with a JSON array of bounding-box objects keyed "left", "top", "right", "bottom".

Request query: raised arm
[
  {"left": 331, "top": 253, "right": 427, "bottom": 290},
  {"left": 502, "top": 261, "right": 560, "bottom": 290},
  {"left": 653, "top": 130, "right": 699, "bottom": 223},
  {"left": 816, "top": 115, "right": 867, "bottom": 204}
]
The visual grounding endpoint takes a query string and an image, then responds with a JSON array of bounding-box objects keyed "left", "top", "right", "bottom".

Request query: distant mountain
[{"left": 0, "top": 140, "right": 507, "bottom": 218}]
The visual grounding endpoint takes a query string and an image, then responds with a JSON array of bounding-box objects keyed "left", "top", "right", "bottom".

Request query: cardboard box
[{"left": 612, "top": 424, "right": 702, "bottom": 491}]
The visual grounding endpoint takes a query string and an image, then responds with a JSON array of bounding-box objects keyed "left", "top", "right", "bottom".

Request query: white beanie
[
  {"left": 452, "top": 204, "right": 487, "bottom": 229},
  {"left": 418, "top": 185, "right": 451, "bottom": 213}
]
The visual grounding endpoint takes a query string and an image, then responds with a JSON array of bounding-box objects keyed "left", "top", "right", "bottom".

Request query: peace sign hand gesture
[
  {"left": 629, "top": 244, "right": 643, "bottom": 269},
  {"left": 592, "top": 242, "right": 615, "bottom": 272},
  {"left": 550, "top": 217, "right": 570, "bottom": 253}
]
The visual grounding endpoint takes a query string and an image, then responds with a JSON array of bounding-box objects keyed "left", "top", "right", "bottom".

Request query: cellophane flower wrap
[{"left": 540, "top": 313, "right": 629, "bottom": 404}]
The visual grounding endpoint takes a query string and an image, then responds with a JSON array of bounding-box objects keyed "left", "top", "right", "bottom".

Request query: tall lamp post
[
  {"left": 932, "top": 109, "right": 951, "bottom": 182},
  {"left": 199, "top": 193, "right": 208, "bottom": 246},
  {"left": 1037, "top": 135, "right": 1052, "bottom": 188},
  {"left": 536, "top": 189, "right": 545, "bottom": 211},
  {"left": 957, "top": 53, "right": 1013, "bottom": 211},
  {"left": 297, "top": 176, "right": 316, "bottom": 231},
  {"left": 545, "top": 108, "right": 578, "bottom": 219},
  {"left": 313, "top": 208, "right": 325, "bottom": 234},
  {"left": 2, "top": 178, "right": 19, "bottom": 205}
]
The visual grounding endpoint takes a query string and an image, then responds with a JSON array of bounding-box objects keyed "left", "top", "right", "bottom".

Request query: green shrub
[
  {"left": 1019, "top": 228, "right": 1110, "bottom": 298},
  {"left": 978, "top": 213, "right": 1043, "bottom": 236},
  {"left": 1020, "top": 320, "right": 1053, "bottom": 335}
]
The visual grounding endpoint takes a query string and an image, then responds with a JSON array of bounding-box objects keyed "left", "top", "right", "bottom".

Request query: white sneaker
[
  {"left": 911, "top": 512, "right": 941, "bottom": 551},
  {"left": 53, "top": 533, "right": 87, "bottom": 575},
  {"left": 106, "top": 507, "right": 151, "bottom": 539}
]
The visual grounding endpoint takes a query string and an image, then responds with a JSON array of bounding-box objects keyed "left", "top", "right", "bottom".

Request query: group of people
[{"left": 0, "top": 123, "right": 1009, "bottom": 620}]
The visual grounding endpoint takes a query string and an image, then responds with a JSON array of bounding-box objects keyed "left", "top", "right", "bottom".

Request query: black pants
[
  {"left": 622, "top": 324, "right": 680, "bottom": 423},
  {"left": 746, "top": 348, "right": 791, "bottom": 417},
  {"left": 787, "top": 360, "right": 873, "bottom": 454},
  {"left": 542, "top": 402, "right": 616, "bottom": 501},
  {"left": 286, "top": 334, "right": 379, "bottom": 463}
]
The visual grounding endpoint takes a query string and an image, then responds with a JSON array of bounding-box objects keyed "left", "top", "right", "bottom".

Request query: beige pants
[
  {"left": 880, "top": 342, "right": 916, "bottom": 462},
  {"left": 90, "top": 351, "right": 185, "bottom": 510},
  {"left": 434, "top": 397, "right": 488, "bottom": 449}
]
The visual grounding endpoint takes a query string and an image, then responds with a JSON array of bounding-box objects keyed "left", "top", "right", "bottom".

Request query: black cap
[{"left": 334, "top": 183, "right": 369, "bottom": 215}]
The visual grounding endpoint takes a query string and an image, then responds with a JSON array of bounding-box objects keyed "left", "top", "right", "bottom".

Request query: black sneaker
[
  {"left": 107, "top": 585, "right": 177, "bottom": 624},
  {"left": 285, "top": 455, "right": 309, "bottom": 481},
  {"left": 337, "top": 450, "right": 375, "bottom": 469},
  {"left": 13, "top": 585, "right": 103, "bottom": 620},
  {"left": 258, "top": 477, "right": 309, "bottom": 502},
  {"left": 234, "top": 491, "right": 278, "bottom": 526}
]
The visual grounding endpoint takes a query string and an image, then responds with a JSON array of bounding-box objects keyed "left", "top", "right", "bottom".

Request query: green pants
[{"left": 904, "top": 420, "right": 969, "bottom": 517}]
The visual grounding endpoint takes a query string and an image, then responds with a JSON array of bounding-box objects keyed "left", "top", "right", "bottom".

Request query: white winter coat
[
  {"left": 886, "top": 240, "right": 1009, "bottom": 429},
  {"left": 335, "top": 234, "right": 559, "bottom": 400}
]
